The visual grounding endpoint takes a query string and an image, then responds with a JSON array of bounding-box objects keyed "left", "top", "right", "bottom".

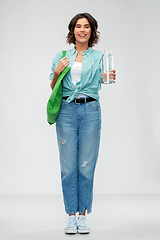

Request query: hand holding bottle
[{"left": 101, "top": 70, "right": 116, "bottom": 83}]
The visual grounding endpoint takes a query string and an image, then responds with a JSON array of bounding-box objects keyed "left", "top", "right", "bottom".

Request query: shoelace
[{"left": 77, "top": 216, "right": 87, "bottom": 228}]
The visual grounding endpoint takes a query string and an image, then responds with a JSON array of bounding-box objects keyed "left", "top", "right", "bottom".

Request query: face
[{"left": 74, "top": 18, "right": 91, "bottom": 45}]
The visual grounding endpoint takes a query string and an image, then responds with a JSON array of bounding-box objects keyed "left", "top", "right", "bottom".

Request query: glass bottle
[{"left": 102, "top": 49, "right": 113, "bottom": 84}]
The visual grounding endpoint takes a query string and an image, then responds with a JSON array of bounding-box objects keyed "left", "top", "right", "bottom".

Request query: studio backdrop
[{"left": 0, "top": 0, "right": 160, "bottom": 194}]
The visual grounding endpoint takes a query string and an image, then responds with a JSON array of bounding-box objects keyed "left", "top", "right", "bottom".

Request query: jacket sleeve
[{"left": 49, "top": 51, "right": 62, "bottom": 81}]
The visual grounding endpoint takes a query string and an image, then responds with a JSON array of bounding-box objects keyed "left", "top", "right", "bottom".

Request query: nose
[{"left": 80, "top": 26, "right": 85, "bottom": 31}]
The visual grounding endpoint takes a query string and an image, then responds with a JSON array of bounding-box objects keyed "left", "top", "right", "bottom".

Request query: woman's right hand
[
  {"left": 54, "top": 57, "right": 69, "bottom": 76},
  {"left": 50, "top": 57, "right": 69, "bottom": 90}
]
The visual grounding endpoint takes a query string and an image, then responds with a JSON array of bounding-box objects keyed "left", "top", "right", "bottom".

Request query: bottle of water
[{"left": 102, "top": 49, "right": 113, "bottom": 84}]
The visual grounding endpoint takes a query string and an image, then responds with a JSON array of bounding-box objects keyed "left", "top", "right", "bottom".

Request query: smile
[{"left": 78, "top": 34, "right": 87, "bottom": 37}]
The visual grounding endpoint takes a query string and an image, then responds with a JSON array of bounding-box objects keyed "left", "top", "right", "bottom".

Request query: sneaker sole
[
  {"left": 78, "top": 229, "right": 90, "bottom": 234},
  {"left": 65, "top": 229, "right": 77, "bottom": 234}
]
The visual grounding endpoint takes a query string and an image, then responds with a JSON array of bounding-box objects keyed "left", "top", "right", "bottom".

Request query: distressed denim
[{"left": 56, "top": 99, "right": 101, "bottom": 215}]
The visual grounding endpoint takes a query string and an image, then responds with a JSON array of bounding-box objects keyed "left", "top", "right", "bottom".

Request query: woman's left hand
[{"left": 101, "top": 70, "right": 116, "bottom": 83}]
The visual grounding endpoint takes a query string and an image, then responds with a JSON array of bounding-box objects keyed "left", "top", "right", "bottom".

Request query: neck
[{"left": 75, "top": 42, "right": 89, "bottom": 54}]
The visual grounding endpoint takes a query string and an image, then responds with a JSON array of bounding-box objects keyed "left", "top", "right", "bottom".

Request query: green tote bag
[{"left": 47, "top": 51, "right": 71, "bottom": 125}]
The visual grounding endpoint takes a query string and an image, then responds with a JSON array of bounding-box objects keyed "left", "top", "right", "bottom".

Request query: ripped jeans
[{"left": 56, "top": 99, "right": 101, "bottom": 215}]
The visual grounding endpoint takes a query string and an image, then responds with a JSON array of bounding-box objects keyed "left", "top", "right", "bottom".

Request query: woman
[{"left": 49, "top": 13, "right": 116, "bottom": 234}]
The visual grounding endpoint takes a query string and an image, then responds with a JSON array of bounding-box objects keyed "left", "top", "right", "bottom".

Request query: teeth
[{"left": 79, "top": 35, "right": 85, "bottom": 37}]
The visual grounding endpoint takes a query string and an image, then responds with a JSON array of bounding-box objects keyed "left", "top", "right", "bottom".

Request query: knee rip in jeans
[{"left": 82, "top": 161, "right": 88, "bottom": 167}]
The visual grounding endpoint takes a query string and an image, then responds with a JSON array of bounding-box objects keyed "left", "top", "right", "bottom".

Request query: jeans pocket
[
  {"left": 86, "top": 100, "right": 100, "bottom": 110},
  {"left": 61, "top": 99, "right": 69, "bottom": 109}
]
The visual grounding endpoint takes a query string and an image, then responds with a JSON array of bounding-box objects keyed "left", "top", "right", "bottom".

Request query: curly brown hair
[{"left": 66, "top": 13, "right": 100, "bottom": 47}]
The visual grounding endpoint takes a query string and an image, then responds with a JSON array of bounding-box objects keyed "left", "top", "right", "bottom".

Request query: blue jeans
[{"left": 56, "top": 99, "right": 101, "bottom": 214}]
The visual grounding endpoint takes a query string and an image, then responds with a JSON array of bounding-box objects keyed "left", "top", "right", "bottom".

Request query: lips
[{"left": 78, "top": 34, "right": 87, "bottom": 38}]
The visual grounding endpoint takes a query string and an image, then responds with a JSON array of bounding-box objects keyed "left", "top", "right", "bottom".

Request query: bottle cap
[
  {"left": 104, "top": 49, "right": 112, "bottom": 54},
  {"left": 108, "top": 49, "right": 112, "bottom": 54}
]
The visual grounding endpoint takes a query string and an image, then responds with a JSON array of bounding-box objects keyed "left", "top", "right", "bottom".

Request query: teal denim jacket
[{"left": 49, "top": 47, "right": 103, "bottom": 103}]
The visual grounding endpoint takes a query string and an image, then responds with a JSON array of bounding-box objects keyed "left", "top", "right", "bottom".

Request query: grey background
[{"left": 0, "top": 0, "right": 160, "bottom": 194}]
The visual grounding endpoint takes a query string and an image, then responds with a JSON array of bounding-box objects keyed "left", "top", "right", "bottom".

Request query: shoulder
[
  {"left": 66, "top": 48, "right": 74, "bottom": 54},
  {"left": 54, "top": 50, "right": 63, "bottom": 59},
  {"left": 91, "top": 49, "right": 103, "bottom": 63},
  {"left": 52, "top": 50, "right": 64, "bottom": 64},
  {"left": 92, "top": 49, "right": 103, "bottom": 57},
  {"left": 55, "top": 48, "right": 74, "bottom": 58}
]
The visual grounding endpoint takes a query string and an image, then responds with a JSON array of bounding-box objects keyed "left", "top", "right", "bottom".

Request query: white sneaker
[
  {"left": 65, "top": 215, "right": 77, "bottom": 234},
  {"left": 77, "top": 215, "right": 90, "bottom": 234}
]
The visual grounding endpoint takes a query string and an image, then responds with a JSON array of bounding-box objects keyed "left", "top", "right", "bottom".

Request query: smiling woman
[
  {"left": 74, "top": 18, "right": 91, "bottom": 46},
  {"left": 49, "top": 12, "right": 116, "bottom": 235},
  {"left": 66, "top": 13, "right": 99, "bottom": 47}
]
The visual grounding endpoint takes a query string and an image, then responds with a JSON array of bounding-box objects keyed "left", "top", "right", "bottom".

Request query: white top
[
  {"left": 71, "top": 61, "right": 87, "bottom": 98},
  {"left": 71, "top": 61, "right": 82, "bottom": 86}
]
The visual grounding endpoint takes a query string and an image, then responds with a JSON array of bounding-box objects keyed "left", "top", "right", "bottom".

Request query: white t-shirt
[{"left": 71, "top": 61, "right": 88, "bottom": 98}]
